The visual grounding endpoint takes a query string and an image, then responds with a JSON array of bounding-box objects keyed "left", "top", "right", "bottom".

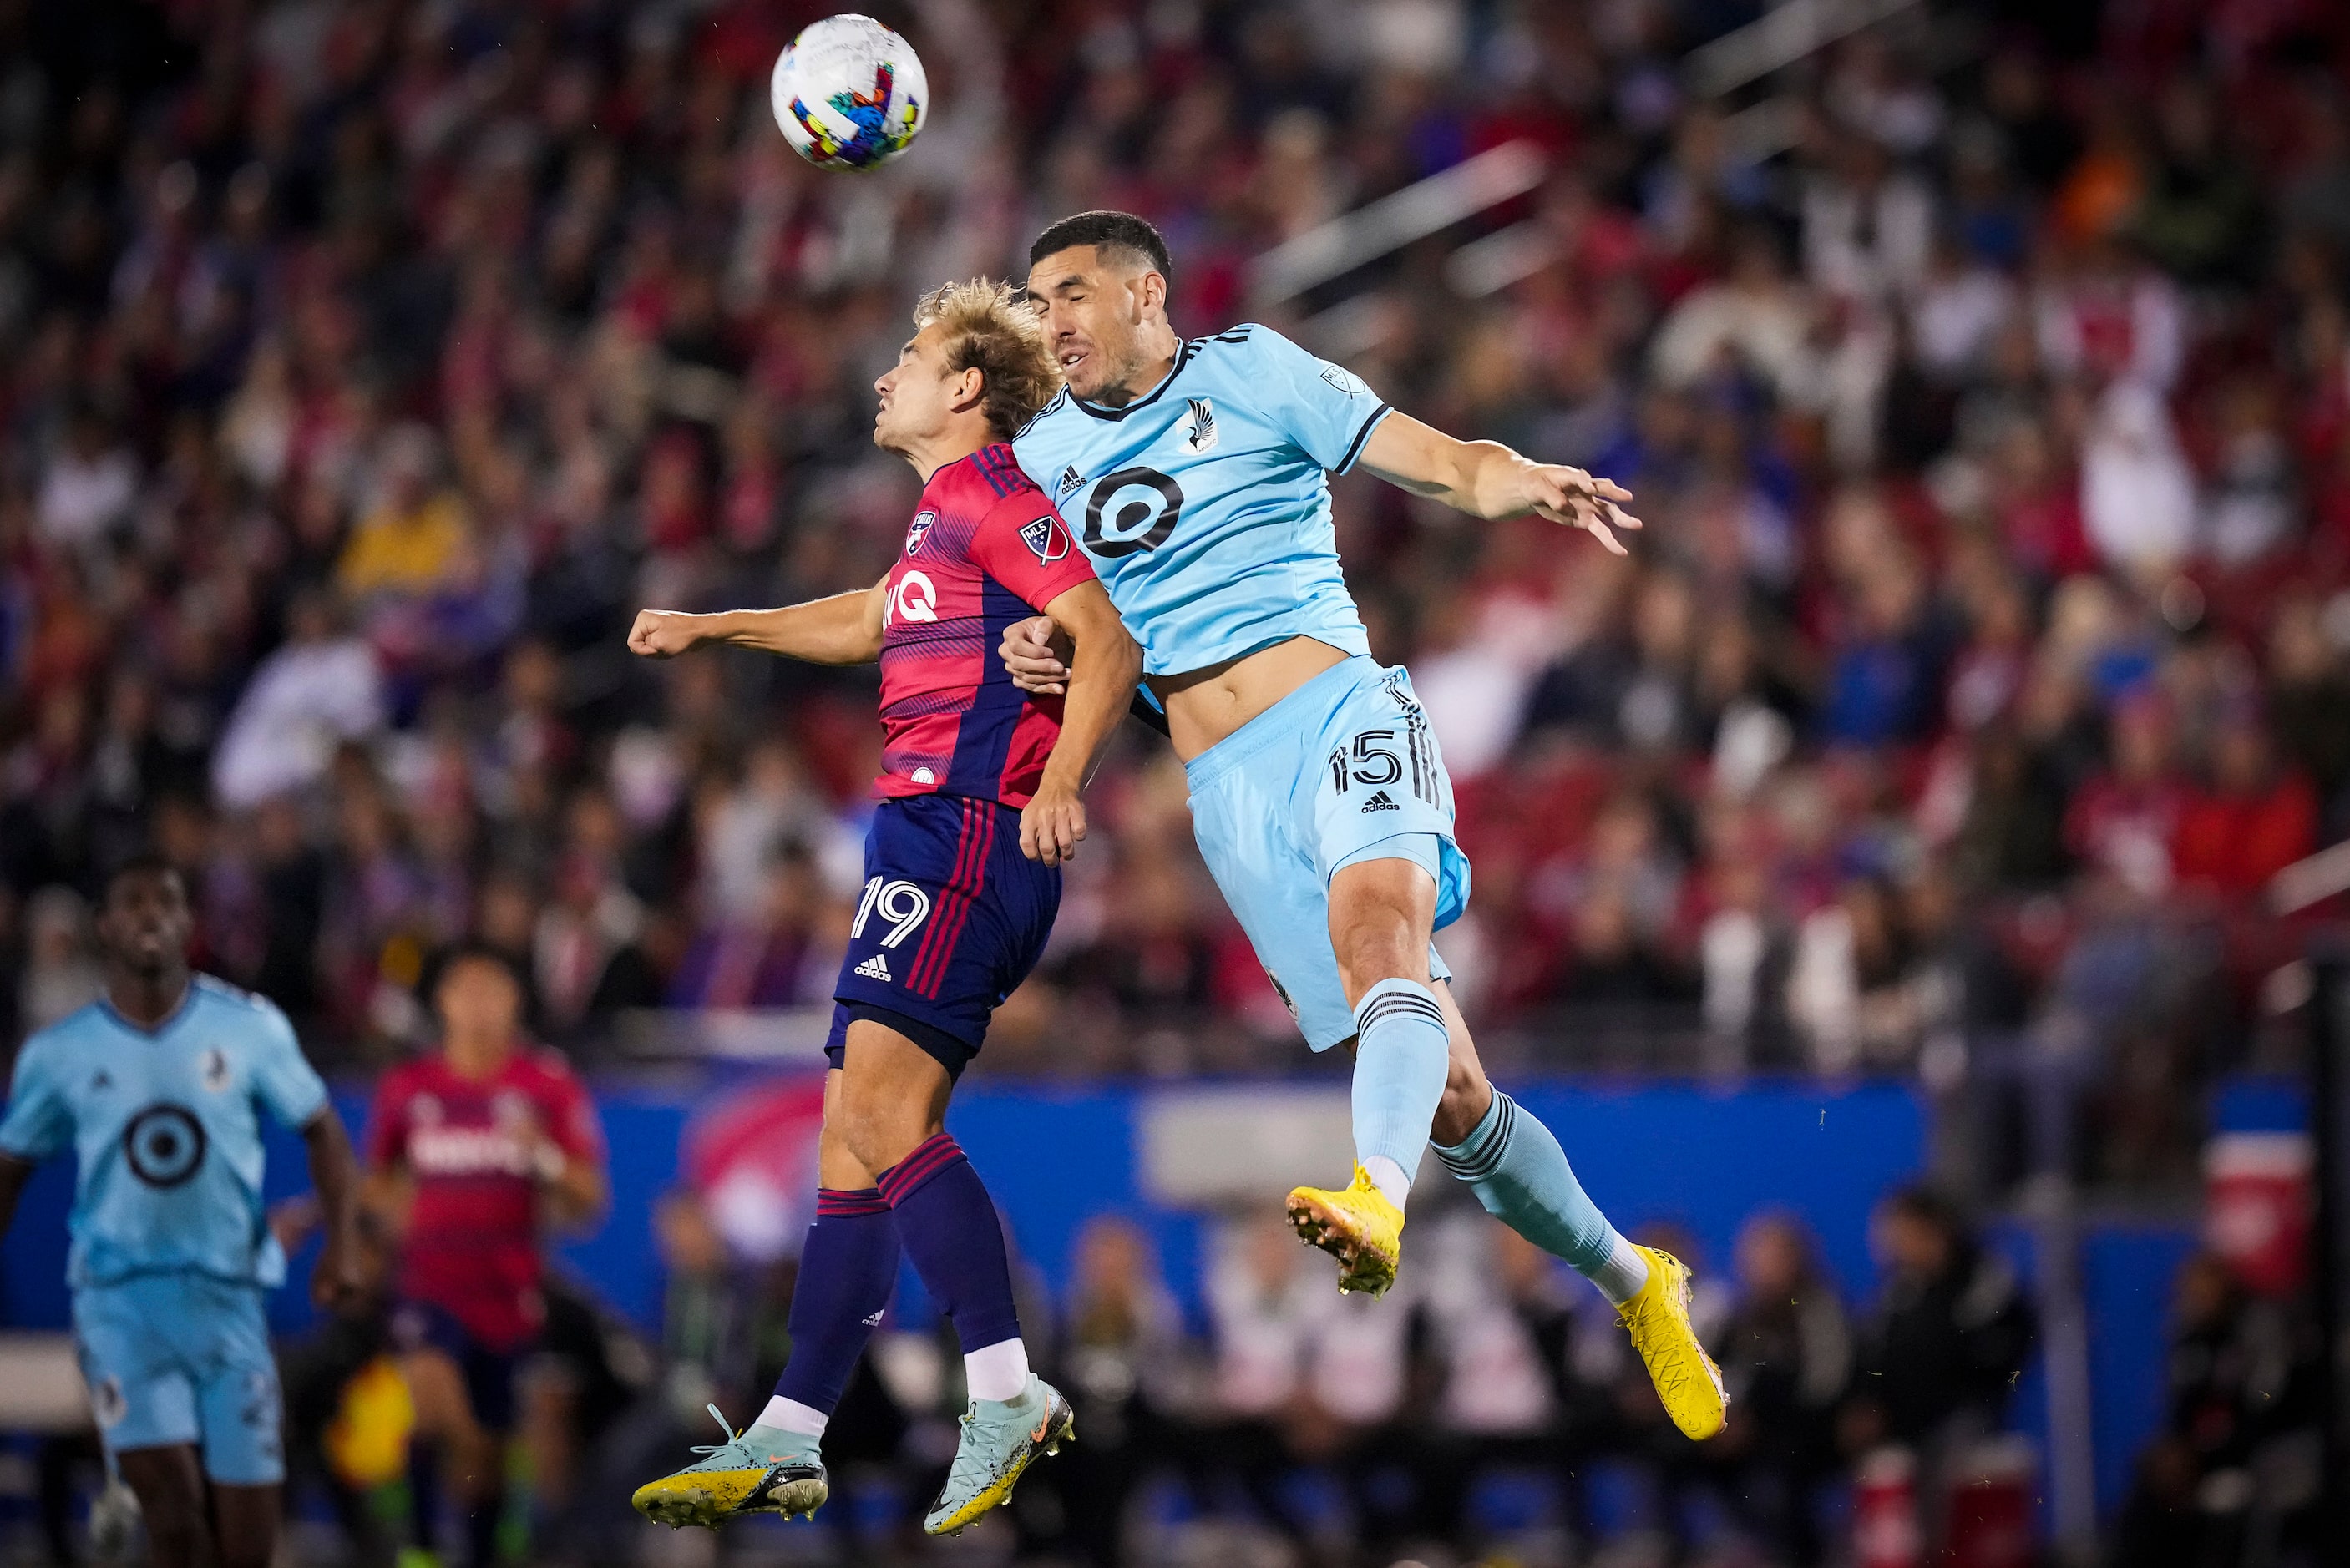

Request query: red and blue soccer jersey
[
  {"left": 876, "top": 443, "right": 1096, "bottom": 808},
  {"left": 363, "top": 1047, "right": 604, "bottom": 1351}
]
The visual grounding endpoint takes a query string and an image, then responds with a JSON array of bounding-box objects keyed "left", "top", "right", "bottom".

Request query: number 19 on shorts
[{"left": 853, "top": 877, "right": 932, "bottom": 948}]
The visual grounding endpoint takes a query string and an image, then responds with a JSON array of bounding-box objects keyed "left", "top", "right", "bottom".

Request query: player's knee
[
  {"left": 1433, "top": 1057, "right": 1492, "bottom": 1146},
  {"left": 816, "top": 1115, "right": 872, "bottom": 1189},
  {"left": 144, "top": 1517, "right": 207, "bottom": 1568},
  {"left": 217, "top": 1532, "right": 276, "bottom": 1568},
  {"left": 1330, "top": 914, "right": 1426, "bottom": 999},
  {"left": 128, "top": 1485, "right": 206, "bottom": 1560},
  {"left": 1328, "top": 862, "right": 1437, "bottom": 999},
  {"left": 119, "top": 1454, "right": 205, "bottom": 1536},
  {"left": 835, "top": 1085, "right": 928, "bottom": 1176}
]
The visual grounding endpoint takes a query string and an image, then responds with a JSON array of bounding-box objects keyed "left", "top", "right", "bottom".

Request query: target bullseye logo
[{"left": 122, "top": 1104, "right": 206, "bottom": 1187}]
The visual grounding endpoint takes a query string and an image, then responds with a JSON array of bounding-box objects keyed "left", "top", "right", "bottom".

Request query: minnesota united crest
[{"left": 1178, "top": 397, "right": 1218, "bottom": 454}]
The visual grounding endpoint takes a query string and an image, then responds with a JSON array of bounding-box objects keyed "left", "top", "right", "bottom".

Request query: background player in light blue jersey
[
  {"left": 1003, "top": 211, "right": 1725, "bottom": 1441},
  {"left": 0, "top": 855, "right": 362, "bottom": 1568}
]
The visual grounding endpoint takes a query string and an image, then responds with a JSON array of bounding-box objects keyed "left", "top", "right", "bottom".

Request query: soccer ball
[{"left": 770, "top": 14, "right": 927, "bottom": 171}]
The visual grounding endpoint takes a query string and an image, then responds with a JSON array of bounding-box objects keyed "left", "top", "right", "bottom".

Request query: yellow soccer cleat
[
  {"left": 1285, "top": 1162, "right": 1405, "bottom": 1297},
  {"left": 1617, "top": 1244, "right": 1729, "bottom": 1440},
  {"left": 630, "top": 1405, "right": 827, "bottom": 1530}
]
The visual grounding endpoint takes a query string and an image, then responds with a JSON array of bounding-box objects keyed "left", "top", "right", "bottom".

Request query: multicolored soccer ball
[{"left": 769, "top": 14, "right": 926, "bottom": 171}]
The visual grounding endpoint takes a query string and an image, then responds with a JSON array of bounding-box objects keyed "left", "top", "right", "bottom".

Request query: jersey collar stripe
[
  {"left": 94, "top": 986, "right": 200, "bottom": 1039},
  {"left": 980, "top": 444, "right": 1022, "bottom": 497},
  {"left": 1013, "top": 387, "right": 1069, "bottom": 439},
  {"left": 1071, "top": 341, "right": 1199, "bottom": 422},
  {"left": 972, "top": 445, "right": 1003, "bottom": 496},
  {"left": 1334, "top": 402, "right": 1393, "bottom": 475}
]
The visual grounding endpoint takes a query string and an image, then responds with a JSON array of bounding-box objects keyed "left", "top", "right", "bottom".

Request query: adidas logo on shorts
[
  {"left": 1360, "top": 790, "right": 1400, "bottom": 814},
  {"left": 854, "top": 954, "right": 893, "bottom": 982}
]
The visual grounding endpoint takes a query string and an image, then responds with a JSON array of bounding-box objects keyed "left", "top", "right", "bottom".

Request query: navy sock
[
  {"left": 465, "top": 1491, "right": 502, "bottom": 1568},
  {"left": 876, "top": 1134, "right": 1021, "bottom": 1353},
  {"left": 772, "top": 1189, "right": 900, "bottom": 1416},
  {"left": 407, "top": 1442, "right": 443, "bottom": 1552}
]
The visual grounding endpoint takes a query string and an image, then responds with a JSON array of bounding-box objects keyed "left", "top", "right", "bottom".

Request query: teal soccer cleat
[
  {"left": 631, "top": 1405, "right": 828, "bottom": 1529},
  {"left": 922, "top": 1374, "right": 1075, "bottom": 1535}
]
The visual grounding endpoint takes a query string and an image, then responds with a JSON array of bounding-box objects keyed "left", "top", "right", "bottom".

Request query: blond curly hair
[{"left": 912, "top": 278, "right": 1062, "bottom": 440}]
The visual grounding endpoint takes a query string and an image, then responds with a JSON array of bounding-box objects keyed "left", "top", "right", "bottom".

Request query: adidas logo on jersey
[
  {"left": 1056, "top": 465, "right": 1085, "bottom": 502},
  {"left": 1360, "top": 790, "right": 1400, "bottom": 813},
  {"left": 854, "top": 954, "right": 893, "bottom": 982}
]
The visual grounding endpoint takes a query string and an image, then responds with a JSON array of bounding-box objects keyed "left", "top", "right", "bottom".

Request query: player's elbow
[
  {"left": 1081, "top": 626, "right": 1142, "bottom": 690},
  {"left": 1047, "top": 590, "right": 1140, "bottom": 678}
]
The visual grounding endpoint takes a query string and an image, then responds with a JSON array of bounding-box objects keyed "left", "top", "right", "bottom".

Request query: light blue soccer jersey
[
  {"left": 1011, "top": 324, "right": 1393, "bottom": 676},
  {"left": 0, "top": 977, "right": 330, "bottom": 1288}
]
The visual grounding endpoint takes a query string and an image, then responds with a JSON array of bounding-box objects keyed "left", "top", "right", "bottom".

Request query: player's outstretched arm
[
  {"left": 1021, "top": 581, "right": 1143, "bottom": 867},
  {"left": 627, "top": 578, "right": 889, "bottom": 665},
  {"left": 301, "top": 1110, "right": 366, "bottom": 1310},
  {"left": 1358, "top": 411, "right": 1643, "bottom": 554}
]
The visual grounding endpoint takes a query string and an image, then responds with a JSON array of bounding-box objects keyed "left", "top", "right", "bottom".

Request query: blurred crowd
[
  {"left": 3, "top": 0, "right": 2350, "bottom": 1186},
  {"left": 246, "top": 1186, "right": 2036, "bottom": 1568}
]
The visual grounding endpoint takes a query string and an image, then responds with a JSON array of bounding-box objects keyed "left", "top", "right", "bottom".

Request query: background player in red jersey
[
  {"left": 363, "top": 944, "right": 607, "bottom": 1566},
  {"left": 623, "top": 279, "right": 1139, "bottom": 1535}
]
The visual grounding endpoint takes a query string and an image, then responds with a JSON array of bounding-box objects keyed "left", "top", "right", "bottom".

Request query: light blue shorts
[
  {"left": 1185, "top": 655, "right": 1471, "bottom": 1050},
  {"left": 73, "top": 1272, "right": 284, "bottom": 1485}
]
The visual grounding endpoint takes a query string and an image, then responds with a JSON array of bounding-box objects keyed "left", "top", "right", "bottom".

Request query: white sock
[
  {"left": 1362, "top": 1153, "right": 1413, "bottom": 1209},
  {"left": 1593, "top": 1235, "right": 1652, "bottom": 1306},
  {"left": 754, "top": 1395, "right": 828, "bottom": 1438},
  {"left": 965, "top": 1337, "right": 1031, "bottom": 1403}
]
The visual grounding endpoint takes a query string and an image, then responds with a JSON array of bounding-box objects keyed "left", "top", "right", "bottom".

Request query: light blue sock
[
  {"left": 1434, "top": 1089, "right": 1649, "bottom": 1302},
  {"left": 1350, "top": 979, "right": 1451, "bottom": 1206}
]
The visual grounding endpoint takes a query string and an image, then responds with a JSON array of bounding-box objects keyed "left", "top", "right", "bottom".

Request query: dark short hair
[
  {"left": 1883, "top": 1183, "right": 1967, "bottom": 1240},
  {"left": 1028, "top": 210, "right": 1172, "bottom": 283},
  {"left": 432, "top": 939, "right": 522, "bottom": 993},
  {"left": 101, "top": 852, "right": 183, "bottom": 908}
]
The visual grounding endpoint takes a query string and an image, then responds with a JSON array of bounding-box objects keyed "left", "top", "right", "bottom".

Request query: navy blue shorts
[
  {"left": 826, "top": 793, "right": 1060, "bottom": 1081},
  {"left": 388, "top": 1301, "right": 526, "bottom": 1433}
]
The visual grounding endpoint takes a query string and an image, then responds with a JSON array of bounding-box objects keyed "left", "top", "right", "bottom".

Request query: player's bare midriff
[{"left": 1148, "top": 634, "right": 1351, "bottom": 761}]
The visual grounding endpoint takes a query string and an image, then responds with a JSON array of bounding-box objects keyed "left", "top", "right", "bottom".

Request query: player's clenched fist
[
  {"left": 628, "top": 609, "right": 703, "bottom": 657},
  {"left": 1000, "top": 613, "right": 1071, "bottom": 694},
  {"left": 1020, "top": 781, "right": 1087, "bottom": 866}
]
